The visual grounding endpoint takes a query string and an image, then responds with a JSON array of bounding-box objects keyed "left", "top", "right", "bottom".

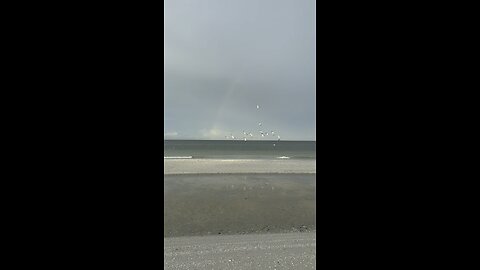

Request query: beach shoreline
[{"left": 164, "top": 158, "right": 316, "bottom": 175}]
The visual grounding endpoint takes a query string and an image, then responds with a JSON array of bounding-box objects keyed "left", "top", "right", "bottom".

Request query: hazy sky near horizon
[{"left": 165, "top": 0, "right": 315, "bottom": 140}]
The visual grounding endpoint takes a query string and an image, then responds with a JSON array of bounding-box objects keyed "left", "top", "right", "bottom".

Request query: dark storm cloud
[{"left": 164, "top": 0, "right": 315, "bottom": 140}]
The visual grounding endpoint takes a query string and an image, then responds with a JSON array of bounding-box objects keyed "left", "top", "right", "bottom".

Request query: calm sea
[{"left": 164, "top": 140, "right": 316, "bottom": 160}]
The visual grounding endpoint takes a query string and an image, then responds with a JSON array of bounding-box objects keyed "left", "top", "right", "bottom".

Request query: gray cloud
[{"left": 165, "top": 0, "right": 316, "bottom": 140}]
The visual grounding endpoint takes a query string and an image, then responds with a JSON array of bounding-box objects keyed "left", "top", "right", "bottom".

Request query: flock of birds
[{"left": 224, "top": 104, "right": 281, "bottom": 143}]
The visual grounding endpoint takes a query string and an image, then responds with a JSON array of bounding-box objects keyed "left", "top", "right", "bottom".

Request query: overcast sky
[{"left": 164, "top": 0, "right": 315, "bottom": 140}]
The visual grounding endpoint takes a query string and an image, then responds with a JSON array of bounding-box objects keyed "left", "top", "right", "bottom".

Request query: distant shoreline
[{"left": 164, "top": 158, "right": 316, "bottom": 175}]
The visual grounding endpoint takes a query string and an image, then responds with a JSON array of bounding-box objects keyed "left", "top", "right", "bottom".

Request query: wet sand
[
  {"left": 164, "top": 173, "right": 316, "bottom": 237},
  {"left": 164, "top": 158, "right": 316, "bottom": 174}
]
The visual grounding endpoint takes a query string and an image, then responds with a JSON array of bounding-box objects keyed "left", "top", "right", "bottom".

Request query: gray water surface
[{"left": 164, "top": 140, "right": 316, "bottom": 160}]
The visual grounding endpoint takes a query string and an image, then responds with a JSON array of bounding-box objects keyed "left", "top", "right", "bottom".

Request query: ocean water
[{"left": 164, "top": 140, "right": 316, "bottom": 160}]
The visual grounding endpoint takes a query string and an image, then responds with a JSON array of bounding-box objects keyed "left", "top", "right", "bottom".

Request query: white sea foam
[{"left": 164, "top": 156, "right": 193, "bottom": 159}]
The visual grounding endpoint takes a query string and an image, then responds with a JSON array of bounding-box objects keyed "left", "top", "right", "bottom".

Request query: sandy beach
[
  {"left": 164, "top": 232, "right": 316, "bottom": 269},
  {"left": 164, "top": 158, "right": 316, "bottom": 269},
  {"left": 164, "top": 158, "right": 316, "bottom": 174}
]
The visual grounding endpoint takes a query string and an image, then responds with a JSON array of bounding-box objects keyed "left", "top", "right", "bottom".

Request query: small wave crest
[{"left": 276, "top": 156, "right": 290, "bottom": 159}]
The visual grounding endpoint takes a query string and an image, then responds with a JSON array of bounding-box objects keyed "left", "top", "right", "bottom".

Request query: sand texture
[
  {"left": 164, "top": 232, "right": 316, "bottom": 269},
  {"left": 164, "top": 159, "right": 316, "bottom": 174}
]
